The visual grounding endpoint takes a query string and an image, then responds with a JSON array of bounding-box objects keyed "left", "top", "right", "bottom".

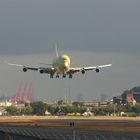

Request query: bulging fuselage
[{"left": 52, "top": 54, "right": 71, "bottom": 74}]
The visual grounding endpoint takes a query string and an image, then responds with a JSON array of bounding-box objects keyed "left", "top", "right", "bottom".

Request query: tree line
[
  {"left": 5, "top": 101, "right": 140, "bottom": 117},
  {"left": 5, "top": 101, "right": 86, "bottom": 116}
]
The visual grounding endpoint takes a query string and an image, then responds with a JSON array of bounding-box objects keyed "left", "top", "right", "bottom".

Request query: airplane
[{"left": 8, "top": 47, "right": 112, "bottom": 79}]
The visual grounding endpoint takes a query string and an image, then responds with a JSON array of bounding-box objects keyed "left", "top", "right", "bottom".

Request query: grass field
[
  {"left": 0, "top": 115, "right": 140, "bottom": 122},
  {"left": 0, "top": 116, "right": 140, "bottom": 132}
]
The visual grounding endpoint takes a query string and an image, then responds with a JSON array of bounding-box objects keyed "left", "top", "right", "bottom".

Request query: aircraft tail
[{"left": 55, "top": 43, "right": 58, "bottom": 57}]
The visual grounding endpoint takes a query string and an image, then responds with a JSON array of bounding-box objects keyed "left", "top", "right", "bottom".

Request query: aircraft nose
[{"left": 64, "top": 62, "right": 69, "bottom": 67}]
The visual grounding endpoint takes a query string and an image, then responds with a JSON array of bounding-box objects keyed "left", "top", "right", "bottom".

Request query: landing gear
[
  {"left": 50, "top": 73, "right": 72, "bottom": 79},
  {"left": 50, "top": 74, "right": 54, "bottom": 78},
  {"left": 56, "top": 74, "right": 59, "bottom": 78},
  {"left": 62, "top": 74, "right": 66, "bottom": 78},
  {"left": 69, "top": 74, "right": 73, "bottom": 79}
]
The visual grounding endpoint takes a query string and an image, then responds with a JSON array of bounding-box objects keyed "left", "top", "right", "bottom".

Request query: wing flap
[
  {"left": 68, "top": 64, "right": 112, "bottom": 74},
  {"left": 83, "top": 64, "right": 112, "bottom": 71},
  {"left": 8, "top": 62, "right": 55, "bottom": 74},
  {"left": 39, "top": 67, "right": 55, "bottom": 74},
  {"left": 67, "top": 68, "right": 81, "bottom": 74},
  {"left": 25, "top": 67, "right": 38, "bottom": 71}
]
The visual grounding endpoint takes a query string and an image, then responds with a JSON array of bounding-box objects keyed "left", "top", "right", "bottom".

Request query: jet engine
[
  {"left": 95, "top": 68, "right": 100, "bottom": 73},
  {"left": 81, "top": 69, "right": 85, "bottom": 74},
  {"left": 23, "top": 68, "right": 27, "bottom": 72},
  {"left": 40, "top": 70, "right": 44, "bottom": 74}
]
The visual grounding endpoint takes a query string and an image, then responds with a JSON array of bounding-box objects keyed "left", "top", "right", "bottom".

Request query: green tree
[
  {"left": 31, "top": 101, "right": 47, "bottom": 115},
  {"left": 61, "top": 105, "right": 74, "bottom": 113},
  {"left": 6, "top": 106, "right": 18, "bottom": 115},
  {"left": 76, "top": 106, "right": 86, "bottom": 113},
  {"left": 126, "top": 103, "right": 133, "bottom": 112},
  {"left": 91, "top": 106, "right": 100, "bottom": 115},
  {"left": 104, "top": 104, "right": 114, "bottom": 114},
  {"left": 136, "top": 104, "right": 140, "bottom": 113},
  {"left": 132, "top": 86, "right": 140, "bottom": 92},
  {"left": 132, "top": 104, "right": 140, "bottom": 113},
  {"left": 47, "top": 105, "right": 57, "bottom": 115},
  {"left": 21, "top": 106, "right": 33, "bottom": 115},
  {"left": 72, "top": 102, "right": 83, "bottom": 107}
]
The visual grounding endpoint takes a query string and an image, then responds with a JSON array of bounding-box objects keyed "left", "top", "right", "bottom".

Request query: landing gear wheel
[
  {"left": 62, "top": 74, "right": 66, "bottom": 78},
  {"left": 50, "top": 74, "right": 54, "bottom": 78},
  {"left": 69, "top": 74, "right": 73, "bottom": 79}
]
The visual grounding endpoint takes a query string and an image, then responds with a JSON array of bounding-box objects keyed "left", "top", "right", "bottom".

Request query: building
[
  {"left": 133, "top": 92, "right": 140, "bottom": 103},
  {"left": 126, "top": 93, "right": 136, "bottom": 105},
  {"left": 83, "top": 100, "right": 110, "bottom": 108},
  {"left": 121, "top": 91, "right": 140, "bottom": 105},
  {"left": 113, "top": 96, "right": 127, "bottom": 105},
  {"left": 0, "top": 100, "right": 12, "bottom": 107}
]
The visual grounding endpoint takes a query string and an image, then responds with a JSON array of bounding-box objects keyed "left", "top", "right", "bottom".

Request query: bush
[{"left": 127, "top": 112, "right": 137, "bottom": 117}]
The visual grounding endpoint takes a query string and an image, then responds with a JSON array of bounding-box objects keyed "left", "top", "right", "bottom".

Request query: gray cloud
[
  {"left": 0, "top": 0, "right": 140, "bottom": 55},
  {"left": 0, "top": 1, "right": 140, "bottom": 101}
]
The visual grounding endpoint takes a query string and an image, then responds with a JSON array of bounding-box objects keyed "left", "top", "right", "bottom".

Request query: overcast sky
[{"left": 0, "top": 0, "right": 140, "bottom": 102}]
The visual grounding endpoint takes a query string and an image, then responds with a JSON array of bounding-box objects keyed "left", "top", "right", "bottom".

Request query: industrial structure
[
  {"left": 0, "top": 82, "right": 34, "bottom": 108},
  {"left": 12, "top": 82, "right": 34, "bottom": 103}
]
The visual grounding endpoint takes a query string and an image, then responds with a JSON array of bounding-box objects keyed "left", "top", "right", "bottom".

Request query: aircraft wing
[
  {"left": 8, "top": 63, "right": 55, "bottom": 74},
  {"left": 8, "top": 63, "right": 39, "bottom": 71},
  {"left": 68, "top": 64, "right": 112, "bottom": 74}
]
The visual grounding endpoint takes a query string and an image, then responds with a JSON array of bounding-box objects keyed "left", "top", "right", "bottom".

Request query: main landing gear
[
  {"left": 62, "top": 74, "right": 73, "bottom": 78},
  {"left": 62, "top": 74, "right": 66, "bottom": 78},
  {"left": 69, "top": 74, "right": 73, "bottom": 79},
  {"left": 50, "top": 74, "right": 73, "bottom": 79},
  {"left": 50, "top": 74, "right": 54, "bottom": 78}
]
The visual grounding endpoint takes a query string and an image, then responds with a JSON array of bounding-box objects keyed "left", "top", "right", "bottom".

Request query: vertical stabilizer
[{"left": 55, "top": 43, "right": 58, "bottom": 57}]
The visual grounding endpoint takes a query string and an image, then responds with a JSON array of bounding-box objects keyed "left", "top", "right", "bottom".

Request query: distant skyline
[{"left": 0, "top": 1, "right": 140, "bottom": 101}]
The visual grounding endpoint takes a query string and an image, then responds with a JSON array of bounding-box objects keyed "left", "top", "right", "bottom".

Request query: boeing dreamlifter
[{"left": 8, "top": 47, "right": 112, "bottom": 79}]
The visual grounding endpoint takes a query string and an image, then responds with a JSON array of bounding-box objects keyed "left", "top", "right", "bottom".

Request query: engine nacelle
[
  {"left": 23, "top": 68, "right": 27, "bottom": 72},
  {"left": 95, "top": 68, "right": 100, "bottom": 73},
  {"left": 40, "top": 70, "right": 44, "bottom": 74},
  {"left": 81, "top": 69, "right": 85, "bottom": 74}
]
